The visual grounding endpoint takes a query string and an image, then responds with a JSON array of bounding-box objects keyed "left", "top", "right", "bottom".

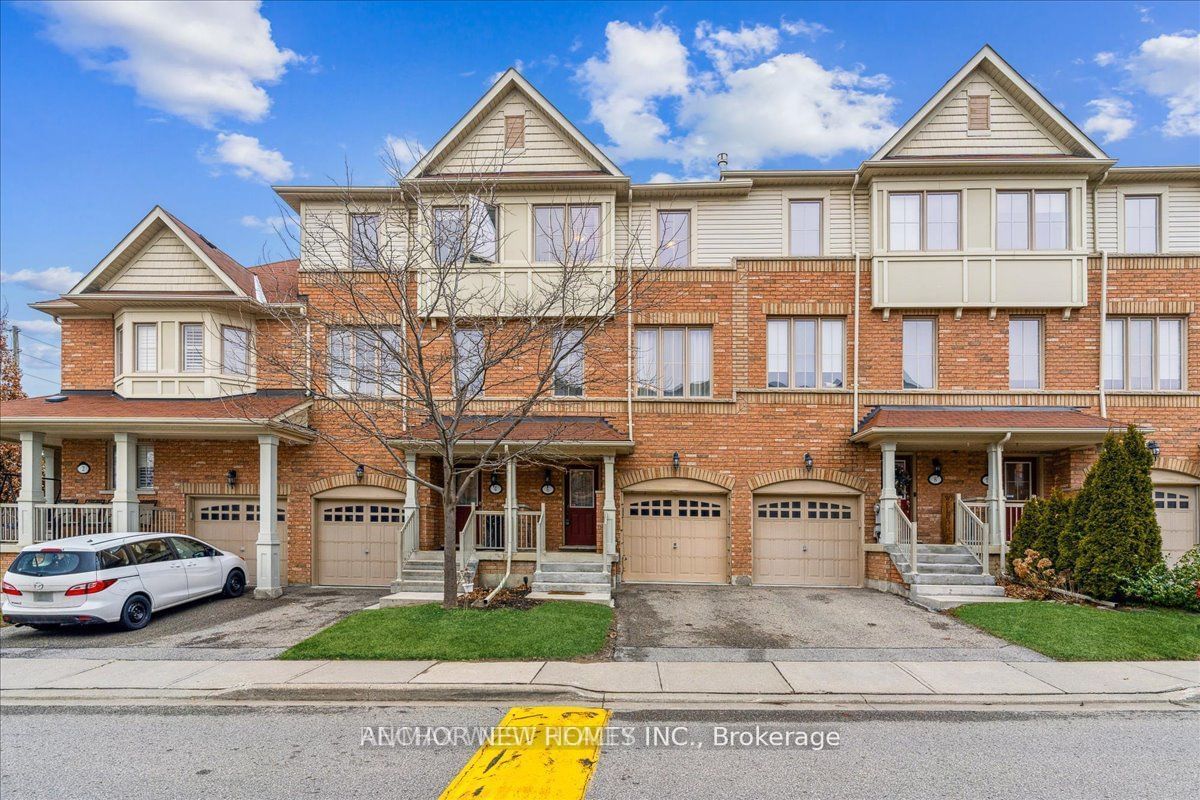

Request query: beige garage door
[
  {"left": 1155, "top": 487, "right": 1197, "bottom": 565},
  {"left": 192, "top": 499, "right": 287, "bottom": 587},
  {"left": 315, "top": 501, "right": 403, "bottom": 586},
  {"left": 622, "top": 495, "right": 727, "bottom": 583},
  {"left": 753, "top": 497, "right": 860, "bottom": 587}
]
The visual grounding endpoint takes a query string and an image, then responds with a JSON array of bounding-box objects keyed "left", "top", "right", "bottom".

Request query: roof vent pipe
[{"left": 716, "top": 152, "right": 728, "bottom": 170}]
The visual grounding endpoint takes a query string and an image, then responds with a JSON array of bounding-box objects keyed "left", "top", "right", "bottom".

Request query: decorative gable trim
[
  {"left": 870, "top": 45, "right": 1108, "bottom": 162},
  {"left": 406, "top": 68, "right": 623, "bottom": 178}
]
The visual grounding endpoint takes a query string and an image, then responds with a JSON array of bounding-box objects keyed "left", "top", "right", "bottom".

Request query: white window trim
[
  {"left": 179, "top": 322, "right": 205, "bottom": 373},
  {"left": 653, "top": 203, "right": 697, "bottom": 268},
  {"left": 220, "top": 325, "right": 251, "bottom": 377},
  {"left": 1104, "top": 316, "right": 1187, "bottom": 393},
  {"left": 766, "top": 317, "right": 846, "bottom": 390},
  {"left": 886, "top": 191, "right": 962, "bottom": 253},
  {"left": 328, "top": 327, "right": 403, "bottom": 398},
  {"left": 133, "top": 322, "right": 158, "bottom": 374},
  {"left": 1116, "top": 186, "right": 1169, "bottom": 255},
  {"left": 901, "top": 316, "right": 938, "bottom": 390},
  {"left": 529, "top": 203, "right": 605, "bottom": 266},
  {"left": 114, "top": 324, "right": 124, "bottom": 378},
  {"left": 782, "top": 192, "right": 830, "bottom": 257},
  {"left": 636, "top": 325, "right": 713, "bottom": 398},
  {"left": 348, "top": 212, "right": 382, "bottom": 269},
  {"left": 552, "top": 328, "right": 585, "bottom": 398},
  {"left": 1008, "top": 316, "right": 1044, "bottom": 391},
  {"left": 990, "top": 189, "right": 1073, "bottom": 253}
]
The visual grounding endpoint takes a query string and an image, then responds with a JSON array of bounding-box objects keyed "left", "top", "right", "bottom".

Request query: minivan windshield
[{"left": 9, "top": 550, "right": 98, "bottom": 577}]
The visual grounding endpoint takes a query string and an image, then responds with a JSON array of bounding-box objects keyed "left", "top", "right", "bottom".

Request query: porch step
[
  {"left": 911, "top": 594, "right": 1020, "bottom": 611},
  {"left": 912, "top": 562, "right": 983, "bottom": 575},
  {"left": 533, "top": 558, "right": 611, "bottom": 600},
  {"left": 533, "top": 581, "right": 612, "bottom": 596},
  {"left": 538, "top": 560, "right": 610, "bottom": 574},
  {"left": 904, "top": 573, "right": 997, "bottom": 585},
  {"left": 533, "top": 571, "right": 610, "bottom": 585},
  {"left": 918, "top": 553, "right": 980, "bottom": 565},
  {"left": 910, "top": 583, "right": 1007, "bottom": 597}
]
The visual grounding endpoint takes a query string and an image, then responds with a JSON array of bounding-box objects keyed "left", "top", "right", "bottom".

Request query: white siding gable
[
  {"left": 893, "top": 74, "right": 1072, "bottom": 158},
  {"left": 433, "top": 92, "right": 603, "bottom": 174},
  {"left": 103, "top": 230, "right": 228, "bottom": 292}
]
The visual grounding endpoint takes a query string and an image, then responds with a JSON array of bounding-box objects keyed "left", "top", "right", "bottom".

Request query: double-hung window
[
  {"left": 1008, "top": 318, "right": 1042, "bottom": 390},
  {"left": 453, "top": 328, "right": 485, "bottom": 396},
  {"left": 534, "top": 204, "right": 600, "bottom": 264},
  {"left": 888, "top": 192, "right": 958, "bottom": 251},
  {"left": 434, "top": 202, "right": 498, "bottom": 265},
  {"left": 1124, "top": 196, "right": 1160, "bottom": 254},
  {"left": 349, "top": 213, "right": 380, "bottom": 268},
  {"left": 329, "top": 327, "right": 402, "bottom": 396},
  {"left": 657, "top": 210, "right": 691, "bottom": 267},
  {"left": 111, "top": 443, "right": 154, "bottom": 490},
  {"left": 636, "top": 327, "right": 711, "bottom": 398},
  {"left": 995, "top": 190, "right": 1069, "bottom": 250},
  {"left": 181, "top": 323, "right": 204, "bottom": 373},
  {"left": 114, "top": 325, "right": 123, "bottom": 377},
  {"left": 788, "top": 200, "right": 821, "bottom": 256},
  {"left": 902, "top": 318, "right": 936, "bottom": 389},
  {"left": 221, "top": 326, "right": 249, "bottom": 376},
  {"left": 1104, "top": 317, "right": 1184, "bottom": 391},
  {"left": 552, "top": 328, "right": 584, "bottom": 397},
  {"left": 134, "top": 323, "right": 157, "bottom": 372},
  {"left": 766, "top": 318, "right": 844, "bottom": 388}
]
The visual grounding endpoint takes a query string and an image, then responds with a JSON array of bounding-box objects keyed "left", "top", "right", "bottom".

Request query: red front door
[
  {"left": 453, "top": 470, "right": 480, "bottom": 546},
  {"left": 564, "top": 468, "right": 596, "bottom": 547}
]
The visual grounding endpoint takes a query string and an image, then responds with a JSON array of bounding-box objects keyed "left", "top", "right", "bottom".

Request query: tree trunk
[{"left": 442, "top": 487, "right": 458, "bottom": 609}]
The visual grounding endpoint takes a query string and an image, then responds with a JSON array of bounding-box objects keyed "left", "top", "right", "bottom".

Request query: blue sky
[{"left": 2, "top": 1, "right": 1198, "bottom": 394}]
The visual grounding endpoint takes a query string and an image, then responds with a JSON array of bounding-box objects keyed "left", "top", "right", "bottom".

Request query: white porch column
[
  {"left": 253, "top": 434, "right": 283, "bottom": 599},
  {"left": 111, "top": 433, "right": 140, "bottom": 533},
  {"left": 403, "top": 451, "right": 419, "bottom": 555},
  {"left": 42, "top": 446, "right": 57, "bottom": 503},
  {"left": 986, "top": 440, "right": 1005, "bottom": 549},
  {"left": 878, "top": 441, "right": 898, "bottom": 544},
  {"left": 504, "top": 458, "right": 517, "bottom": 552},
  {"left": 16, "top": 431, "right": 45, "bottom": 546},
  {"left": 602, "top": 455, "right": 617, "bottom": 557}
]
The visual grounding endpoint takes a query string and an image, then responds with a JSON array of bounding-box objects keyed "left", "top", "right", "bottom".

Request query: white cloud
[
  {"left": 780, "top": 18, "right": 831, "bottom": 39},
  {"left": 382, "top": 135, "right": 427, "bottom": 174},
  {"left": 1125, "top": 31, "right": 1200, "bottom": 137},
  {"left": 1136, "top": 5, "right": 1153, "bottom": 23},
  {"left": 210, "top": 132, "right": 293, "bottom": 182},
  {"left": 1083, "top": 97, "right": 1136, "bottom": 143},
  {"left": 647, "top": 172, "right": 679, "bottom": 184},
  {"left": 8, "top": 318, "right": 62, "bottom": 336},
  {"left": 240, "top": 214, "right": 289, "bottom": 234},
  {"left": 0, "top": 267, "right": 84, "bottom": 293},
  {"left": 1094, "top": 51, "right": 1117, "bottom": 66},
  {"left": 577, "top": 20, "right": 895, "bottom": 170},
  {"left": 37, "top": 0, "right": 302, "bottom": 127}
]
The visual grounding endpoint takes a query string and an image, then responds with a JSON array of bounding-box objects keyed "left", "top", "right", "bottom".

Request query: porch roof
[
  {"left": 0, "top": 390, "right": 315, "bottom": 443},
  {"left": 393, "top": 415, "right": 634, "bottom": 455},
  {"left": 850, "top": 405, "right": 1137, "bottom": 449}
]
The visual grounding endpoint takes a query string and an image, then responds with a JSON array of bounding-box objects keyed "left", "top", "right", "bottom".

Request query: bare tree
[{"left": 250, "top": 147, "right": 676, "bottom": 607}]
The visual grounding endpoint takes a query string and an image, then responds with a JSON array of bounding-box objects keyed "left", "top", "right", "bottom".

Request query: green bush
[
  {"left": 1010, "top": 490, "right": 1073, "bottom": 574},
  {"left": 1009, "top": 495, "right": 1045, "bottom": 569},
  {"left": 1071, "top": 426, "right": 1163, "bottom": 600},
  {"left": 1123, "top": 548, "right": 1200, "bottom": 612}
]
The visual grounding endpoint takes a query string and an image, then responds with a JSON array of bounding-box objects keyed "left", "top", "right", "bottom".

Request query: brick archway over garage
[
  {"left": 617, "top": 465, "right": 735, "bottom": 492},
  {"left": 748, "top": 467, "right": 868, "bottom": 493},
  {"left": 307, "top": 472, "right": 408, "bottom": 497},
  {"left": 1154, "top": 457, "right": 1200, "bottom": 481}
]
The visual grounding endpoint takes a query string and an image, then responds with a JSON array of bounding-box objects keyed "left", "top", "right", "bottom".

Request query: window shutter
[
  {"left": 967, "top": 95, "right": 990, "bottom": 130},
  {"left": 504, "top": 115, "right": 525, "bottom": 149}
]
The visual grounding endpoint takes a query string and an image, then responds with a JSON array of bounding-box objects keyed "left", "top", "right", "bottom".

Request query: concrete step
[
  {"left": 396, "top": 580, "right": 442, "bottom": 593},
  {"left": 918, "top": 553, "right": 980, "bottom": 565},
  {"left": 905, "top": 573, "right": 997, "bottom": 586},
  {"left": 538, "top": 561, "right": 609, "bottom": 574},
  {"left": 911, "top": 594, "right": 1022, "bottom": 611},
  {"left": 910, "top": 583, "right": 1006, "bottom": 597},
  {"left": 534, "top": 570, "right": 608, "bottom": 585},
  {"left": 527, "top": 590, "right": 612, "bottom": 606},
  {"left": 914, "top": 563, "right": 983, "bottom": 575},
  {"left": 916, "top": 545, "right": 975, "bottom": 555},
  {"left": 534, "top": 580, "right": 612, "bottom": 594}
]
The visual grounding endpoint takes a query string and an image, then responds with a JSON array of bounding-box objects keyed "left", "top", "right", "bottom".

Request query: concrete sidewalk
[{"left": 2, "top": 656, "right": 1197, "bottom": 707}]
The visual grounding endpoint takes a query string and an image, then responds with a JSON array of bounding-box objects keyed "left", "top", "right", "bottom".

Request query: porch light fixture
[
  {"left": 540, "top": 469, "right": 555, "bottom": 495},
  {"left": 803, "top": 452, "right": 814, "bottom": 472},
  {"left": 928, "top": 458, "right": 944, "bottom": 486},
  {"left": 355, "top": 464, "right": 365, "bottom": 482},
  {"left": 226, "top": 469, "right": 237, "bottom": 488},
  {"left": 489, "top": 471, "right": 503, "bottom": 494},
  {"left": 672, "top": 452, "right": 680, "bottom": 472},
  {"left": 1147, "top": 440, "right": 1161, "bottom": 459}
]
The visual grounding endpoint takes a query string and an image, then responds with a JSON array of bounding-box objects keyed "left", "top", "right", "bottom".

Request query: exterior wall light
[
  {"left": 804, "top": 452, "right": 814, "bottom": 471},
  {"left": 489, "top": 471, "right": 503, "bottom": 494},
  {"left": 540, "top": 469, "right": 555, "bottom": 495},
  {"left": 928, "top": 458, "right": 944, "bottom": 485},
  {"left": 226, "top": 469, "right": 237, "bottom": 488},
  {"left": 355, "top": 464, "right": 365, "bottom": 481},
  {"left": 1147, "top": 440, "right": 1161, "bottom": 459},
  {"left": 672, "top": 452, "right": 680, "bottom": 471}
]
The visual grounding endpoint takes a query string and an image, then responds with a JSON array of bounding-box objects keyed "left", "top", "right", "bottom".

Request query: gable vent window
[
  {"left": 504, "top": 115, "right": 525, "bottom": 149},
  {"left": 967, "top": 94, "right": 990, "bottom": 131}
]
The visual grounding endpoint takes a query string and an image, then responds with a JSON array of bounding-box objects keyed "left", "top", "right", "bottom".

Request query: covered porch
[
  {"left": 851, "top": 406, "right": 1124, "bottom": 577},
  {"left": 0, "top": 391, "right": 313, "bottom": 599}
]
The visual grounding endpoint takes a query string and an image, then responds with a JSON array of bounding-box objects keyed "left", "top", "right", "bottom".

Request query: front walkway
[{"left": 614, "top": 585, "right": 1044, "bottom": 661}]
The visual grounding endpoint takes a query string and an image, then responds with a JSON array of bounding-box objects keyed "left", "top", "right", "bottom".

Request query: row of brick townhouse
[{"left": 2, "top": 46, "right": 1197, "bottom": 606}]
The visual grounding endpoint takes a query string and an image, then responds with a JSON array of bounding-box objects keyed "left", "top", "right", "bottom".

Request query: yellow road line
[{"left": 439, "top": 706, "right": 610, "bottom": 800}]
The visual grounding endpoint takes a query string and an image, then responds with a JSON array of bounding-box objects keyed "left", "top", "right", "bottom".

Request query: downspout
[
  {"left": 626, "top": 186, "right": 634, "bottom": 440},
  {"left": 483, "top": 446, "right": 514, "bottom": 606},
  {"left": 850, "top": 173, "right": 862, "bottom": 433},
  {"left": 1099, "top": 250, "right": 1109, "bottom": 418},
  {"left": 994, "top": 432, "right": 1012, "bottom": 576},
  {"left": 304, "top": 316, "right": 313, "bottom": 395}
]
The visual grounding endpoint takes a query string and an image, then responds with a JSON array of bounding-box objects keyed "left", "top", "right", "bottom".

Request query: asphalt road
[{"left": 2, "top": 703, "right": 1196, "bottom": 799}]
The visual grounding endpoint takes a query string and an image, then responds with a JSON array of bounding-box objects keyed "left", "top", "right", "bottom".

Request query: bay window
[
  {"left": 1034, "top": 191, "right": 1068, "bottom": 250},
  {"left": 181, "top": 323, "right": 204, "bottom": 373},
  {"left": 888, "top": 192, "right": 958, "bottom": 251},
  {"left": 766, "top": 318, "right": 844, "bottom": 389},
  {"left": 221, "top": 326, "right": 249, "bottom": 376},
  {"left": 534, "top": 204, "right": 601, "bottom": 264},
  {"left": 114, "top": 325, "right": 123, "bottom": 377},
  {"left": 435, "top": 201, "right": 498, "bottom": 264},
  {"left": 637, "top": 326, "right": 711, "bottom": 398},
  {"left": 134, "top": 323, "right": 157, "bottom": 372},
  {"left": 1104, "top": 317, "right": 1184, "bottom": 391},
  {"left": 996, "top": 191, "right": 1030, "bottom": 250}
]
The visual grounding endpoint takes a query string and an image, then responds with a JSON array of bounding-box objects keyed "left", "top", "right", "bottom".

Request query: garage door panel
[
  {"left": 1155, "top": 487, "right": 1197, "bottom": 565},
  {"left": 623, "top": 495, "right": 727, "bottom": 584},
  {"left": 192, "top": 499, "right": 287, "bottom": 588},
  {"left": 753, "top": 496, "right": 859, "bottom": 587},
  {"left": 315, "top": 501, "right": 402, "bottom": 587}
]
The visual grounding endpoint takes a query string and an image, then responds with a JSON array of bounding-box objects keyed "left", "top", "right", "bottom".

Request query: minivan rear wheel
[
  {"left": 119, "top": 595, "right": 152, "bottom": 631},
  {"left": 223, "top": 569, "right": 246, "bottom": 598}
]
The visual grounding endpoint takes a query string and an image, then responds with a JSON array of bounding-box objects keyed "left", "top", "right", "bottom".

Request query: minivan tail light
[
  {"left": 1, "top": 581, "right": 21, "bottom": 596},
  {"left": 64, "top": 578, "right": 118, "bottom": 597}
]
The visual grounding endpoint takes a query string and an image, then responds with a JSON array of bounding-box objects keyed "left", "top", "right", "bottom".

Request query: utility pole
[{"left": 10, "top": 325, "right": 19, "bottom": 364}]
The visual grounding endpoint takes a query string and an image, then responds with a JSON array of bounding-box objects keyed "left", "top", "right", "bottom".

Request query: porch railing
[
  {"left": 473, "top": 508, "right": 542, "bottom": 552},
  {"left": 0, "top": 504, "right": 18, "bottom": 543},
  {"left": 34, "top": 504, "right": 113, "bottom": 542},
  {"left": 138, "top": 505, "right": 178, "bottom": 532},
  {"left": 892, "top": 503, "right": 918, "bottom": 575},
  {"left": 963, "top": 498, "right": 1028, "bottom": 542},
  {"left": 954, "top": 494, "right": 990, "bottom": 575}
]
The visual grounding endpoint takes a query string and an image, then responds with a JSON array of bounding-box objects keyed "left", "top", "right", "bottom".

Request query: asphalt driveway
[
  {"left": 0, "top": 587, "right": 379, "bottom": 661},
  {"left": 614, "top": 585, "right": 1047, "bottom": 662}
]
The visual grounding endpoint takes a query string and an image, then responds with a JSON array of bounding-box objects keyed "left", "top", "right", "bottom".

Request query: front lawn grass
[
  {"left": 280, "top": 601, "right": 613, "bottom": 661},
  {"left": 951, "top": 601, "right": 1200, "bottom": 661}
]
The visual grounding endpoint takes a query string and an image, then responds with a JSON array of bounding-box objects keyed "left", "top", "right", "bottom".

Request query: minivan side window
[
  {"left": 97, "top": 546, "right": 133, "bottom": 570},
  {"left": 128, "top": 538, "right": 177, "bottom": 565},
  {"left": 171, "top": 538, "right": 210, "bottom": 559}
]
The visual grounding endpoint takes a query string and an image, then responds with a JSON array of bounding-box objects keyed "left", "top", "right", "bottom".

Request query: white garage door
[
  {"left": 1155, "top": 487, "right": 1197, "bottom": 565},
  {"left": 753, "top": 496, "right": 860, "bottom": 587},
  {"left": 315, "top": 501, "right": 403, "bottom": 587},
  {"left": 621, "top": 495, "right": 727, "bottom": 584},
  {"left": 192, "top": 499, "right": 287, "bottom": 587}
]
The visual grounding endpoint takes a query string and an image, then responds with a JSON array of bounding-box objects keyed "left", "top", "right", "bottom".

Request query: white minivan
[{"left": 2, "top": 533, "right": 247, "bottom": 631}]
